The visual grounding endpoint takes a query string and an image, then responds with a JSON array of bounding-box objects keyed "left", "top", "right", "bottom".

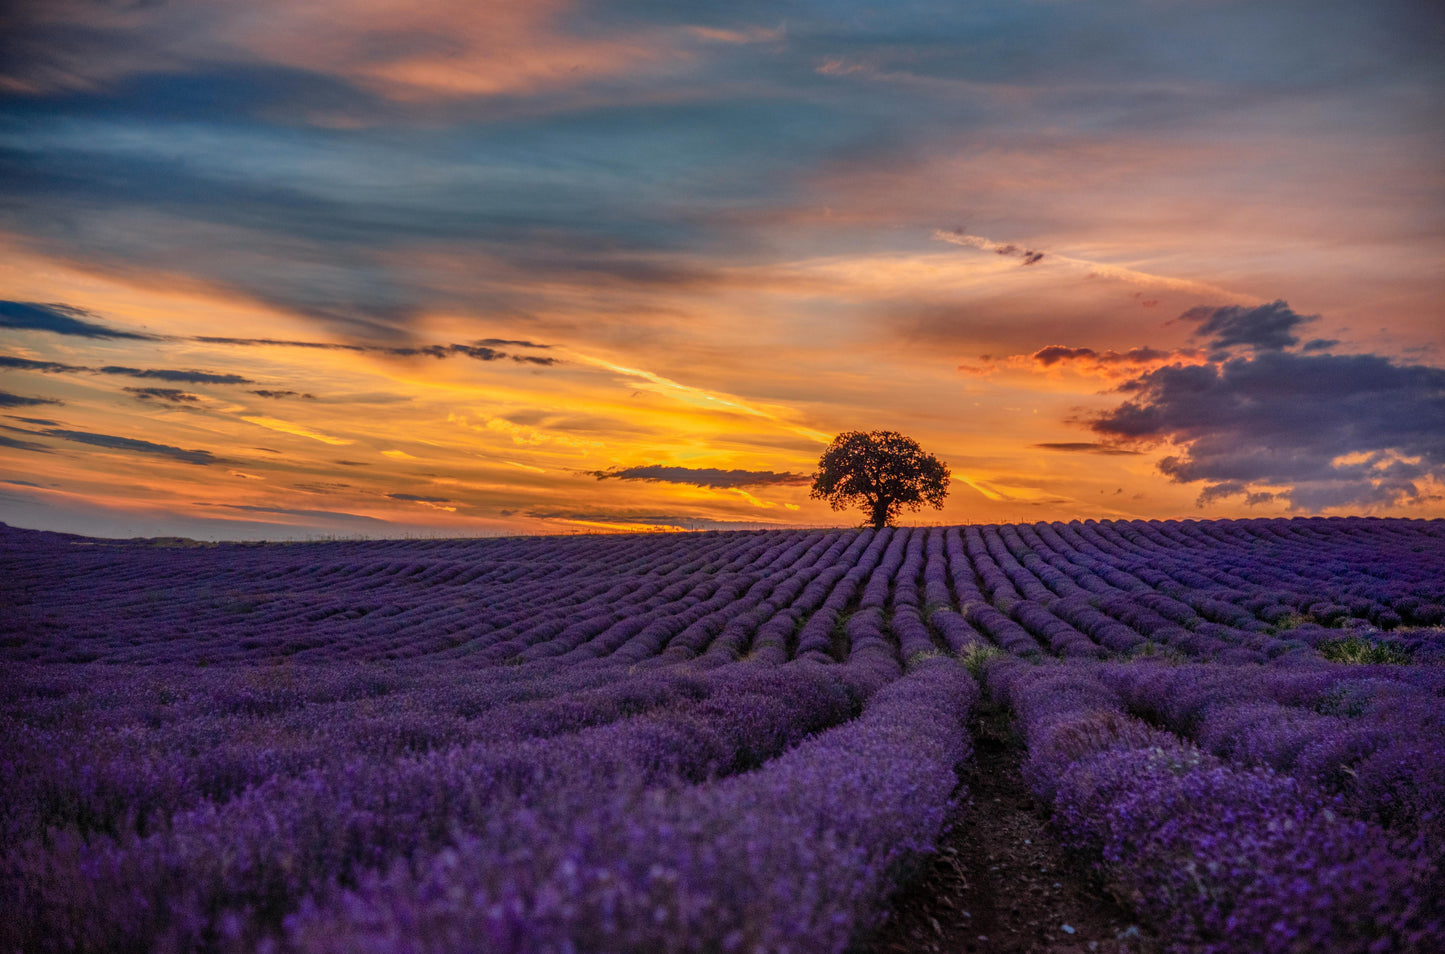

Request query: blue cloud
[
  {"left": 1092, "top": 348, "right": 1445, "bottom": 510},
  {"left": 42, "top": 428, "right": 224, "bottom": 465},
  {"left": 0, "top": 389, "right": 61, "bottom": 408},
  {"left": 215, "top": 504, "right": 388, "bottom": 523},
  {"left": 99, "top": 366, "right": 252, "bottom": 384},
  {"left": 0, "top": 433, "right": 52, "bottom": 453},
  {"left": 125, "top": 387, "right": 199, "bottom": 403},
  {"left": 591, "top": 465, "right": 809, "bottom": 488},
  {"left": 0, "top": 300, "right": 157, "bottom": 339},
  {"left": 0, "top": 355, "right": 82, "bottom": 373},
  {"left": 1179, "top": 300, "right": 1318, "bottom": 354}
]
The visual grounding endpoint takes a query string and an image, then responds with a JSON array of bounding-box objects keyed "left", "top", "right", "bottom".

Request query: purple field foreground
[{"left": 2, "top": 518, "right": 1444, "bottom": 953}]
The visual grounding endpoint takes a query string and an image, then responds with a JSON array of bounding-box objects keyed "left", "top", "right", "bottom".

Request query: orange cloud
[
  {"left": 960, "top": 344, "right": 1210, "bottom": 382},
  {"left": 233, "top": 0, "right": 681, "bottom": 103}
]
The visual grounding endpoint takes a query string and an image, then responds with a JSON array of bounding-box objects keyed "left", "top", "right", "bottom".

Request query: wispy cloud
[
  {"left": 526, "top": 509, "right": 785, "bottom": 531},
  {"left": 565, "top": 351, "right": 831, "bottom": 444},
  {"left": 1032, "top": 442, "right": 1142, "bottom": 456},
  {"left": 41, "top": 428, "right": 224, "bottom": 465},
  {"left": 932, "top": 230, "right": 1245, "bottom": 298},
  {"left": 381, "top": 343, "right": 557, "bottom": 365},
  {"left": 591, "top": 465, "right": 810, "bottom": 488},
  {"left": 1, "top": 352, "right": 251, "bottom": 384},
  {"left": 213, "top": 504, "right": 388, "bottom": 523},
  {"left": 193, "top": 336, "right": 558, "bottom": 364},
  {"left": 99, "top": 366, "right": 253, "bottom": 384},
  {"left": 0, "top": 433, "right": 52, "bottom": 453},
  {"left": 251, "top": 389, "right": 316, "bottom": 400},
  {"left": 0, "top": 300, "right": 158, "bottom": 340},
  {"left": 125, "top": 387, "right": 199, "bottom": 403},
  {"left": 386, "top": 492, "right": 456, "bottom": 512},
  {"left": 960, "top": 344, "right": 1206, "bottom": 378},
  {"left": 1032, "top": 346, "right": 1181, "bottom": 367},
  {"left": 0, "top": 390, "right": 61, "bottom": 408},
  {"left": 0, "top": 356, "right": 82, "bottom": 374},
  {"left": 934, "top": 231, "right": 1046, "bottom": 266},
  {"left": 240, "top": 416, "right": 353, "bottom": 445}
]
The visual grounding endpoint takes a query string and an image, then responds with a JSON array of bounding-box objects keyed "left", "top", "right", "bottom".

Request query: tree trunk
[{"left": 870, "top": 498, "right": 891, "bottom": 529}]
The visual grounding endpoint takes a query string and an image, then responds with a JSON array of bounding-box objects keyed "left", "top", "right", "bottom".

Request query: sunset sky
[{"left": 2, "top": 0, "right": 1442, "bottom": 539}]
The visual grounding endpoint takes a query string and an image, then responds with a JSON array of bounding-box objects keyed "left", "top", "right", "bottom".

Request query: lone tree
[{"left": 810, "top": 430, "right": 950, "bottom": 529}]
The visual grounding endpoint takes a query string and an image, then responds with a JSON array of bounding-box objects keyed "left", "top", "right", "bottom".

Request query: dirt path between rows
[{"left": 864, "top": 699, "right": 1156, "bottom": 954}]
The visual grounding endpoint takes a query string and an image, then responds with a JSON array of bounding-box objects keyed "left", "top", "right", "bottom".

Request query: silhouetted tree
[{"left": 810, "top": 430, "right": 950, "bottom": 529}]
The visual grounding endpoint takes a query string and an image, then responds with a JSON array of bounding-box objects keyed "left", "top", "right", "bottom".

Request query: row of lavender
[
  {"left": 6, "top": 518, "right": 1444, "bottom": 670},
  {"left": 5, "top": 653, "right": 980, "bottom": 953},
  {"left": 986, "top": 655, "right": 1445, "bottom": 953},
  {"left": 1, "top": 521, "right": 976, "bottom": 952},
  {"left": 3, "top": 518, "right": 1444, "bottom": 953}
]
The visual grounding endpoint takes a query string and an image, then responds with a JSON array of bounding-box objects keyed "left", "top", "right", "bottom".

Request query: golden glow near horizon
[{"left": 2, "top": 2, "right": 1442, "bottom": 538}]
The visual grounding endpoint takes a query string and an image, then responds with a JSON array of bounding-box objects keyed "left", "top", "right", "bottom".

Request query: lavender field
[{"left": 2, "top": 517, "right": 1444, "bottom": 953}]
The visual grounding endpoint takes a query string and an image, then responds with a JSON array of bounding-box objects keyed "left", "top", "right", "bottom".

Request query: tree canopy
[{"left": 809, "top": 430, "right": 950, "bottom": 529}]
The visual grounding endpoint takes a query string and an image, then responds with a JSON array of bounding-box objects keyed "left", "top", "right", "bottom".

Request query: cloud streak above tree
[{"left": 591, "top": 465, "right": 811, "bottom": 489}]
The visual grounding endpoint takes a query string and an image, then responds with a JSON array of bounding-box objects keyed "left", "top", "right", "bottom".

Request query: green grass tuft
[
  {"left": 960, "top": 644, "right": 1005, "bottom": 677},
  {"left": 1316, "top": 635, "right": 1412, "bottom": 665}
]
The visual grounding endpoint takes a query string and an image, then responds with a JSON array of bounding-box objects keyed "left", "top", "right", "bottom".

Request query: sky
[{"left": 1, "top": 0, "right": 1443, "bottom": 539}]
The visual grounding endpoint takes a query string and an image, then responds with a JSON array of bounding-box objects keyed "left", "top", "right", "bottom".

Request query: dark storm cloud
[
  {"left": 125, "top": 387, "right": 199, "bottom": 403},
  {"left": 0, "top": 390, "right": 61, "bottom": 408},
  {"left": 1178, "top": 300, "right": 1317, "bottom": 353},
  {"left": 1091, "top": 349, "right": 1445, "bottom": 510},
  {"left": 0, "top": 300, "right": 158, "bottom": 340},
  {"left": 1032, "top": 443, "right": 1141, "bottom": 456},
  {"left": 590, "top": 465, "right": 810, "bottom": 488},
  {"left": 40, "top": 429, "right": 224, "bottom": 465}
]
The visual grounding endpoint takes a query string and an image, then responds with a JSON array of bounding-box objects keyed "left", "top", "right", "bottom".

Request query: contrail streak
[
  {"left": 561, "top": 350, "right": 834, "bottom": 444},
  {"left": 932, "top": 230, "right": 1249, "bottom": 300}
]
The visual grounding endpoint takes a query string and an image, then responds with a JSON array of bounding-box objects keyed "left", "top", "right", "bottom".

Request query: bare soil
[{"left": 863, "top": 700, "right": 1157, "bottom": 954}]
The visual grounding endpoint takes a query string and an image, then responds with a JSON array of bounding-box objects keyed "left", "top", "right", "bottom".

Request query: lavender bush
[
  {"left": 2, "top": 516, "right": 1442, "bottom": 951},
  {"left": 986, "top": 656, "right": 1443, "bottom": 953}
]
